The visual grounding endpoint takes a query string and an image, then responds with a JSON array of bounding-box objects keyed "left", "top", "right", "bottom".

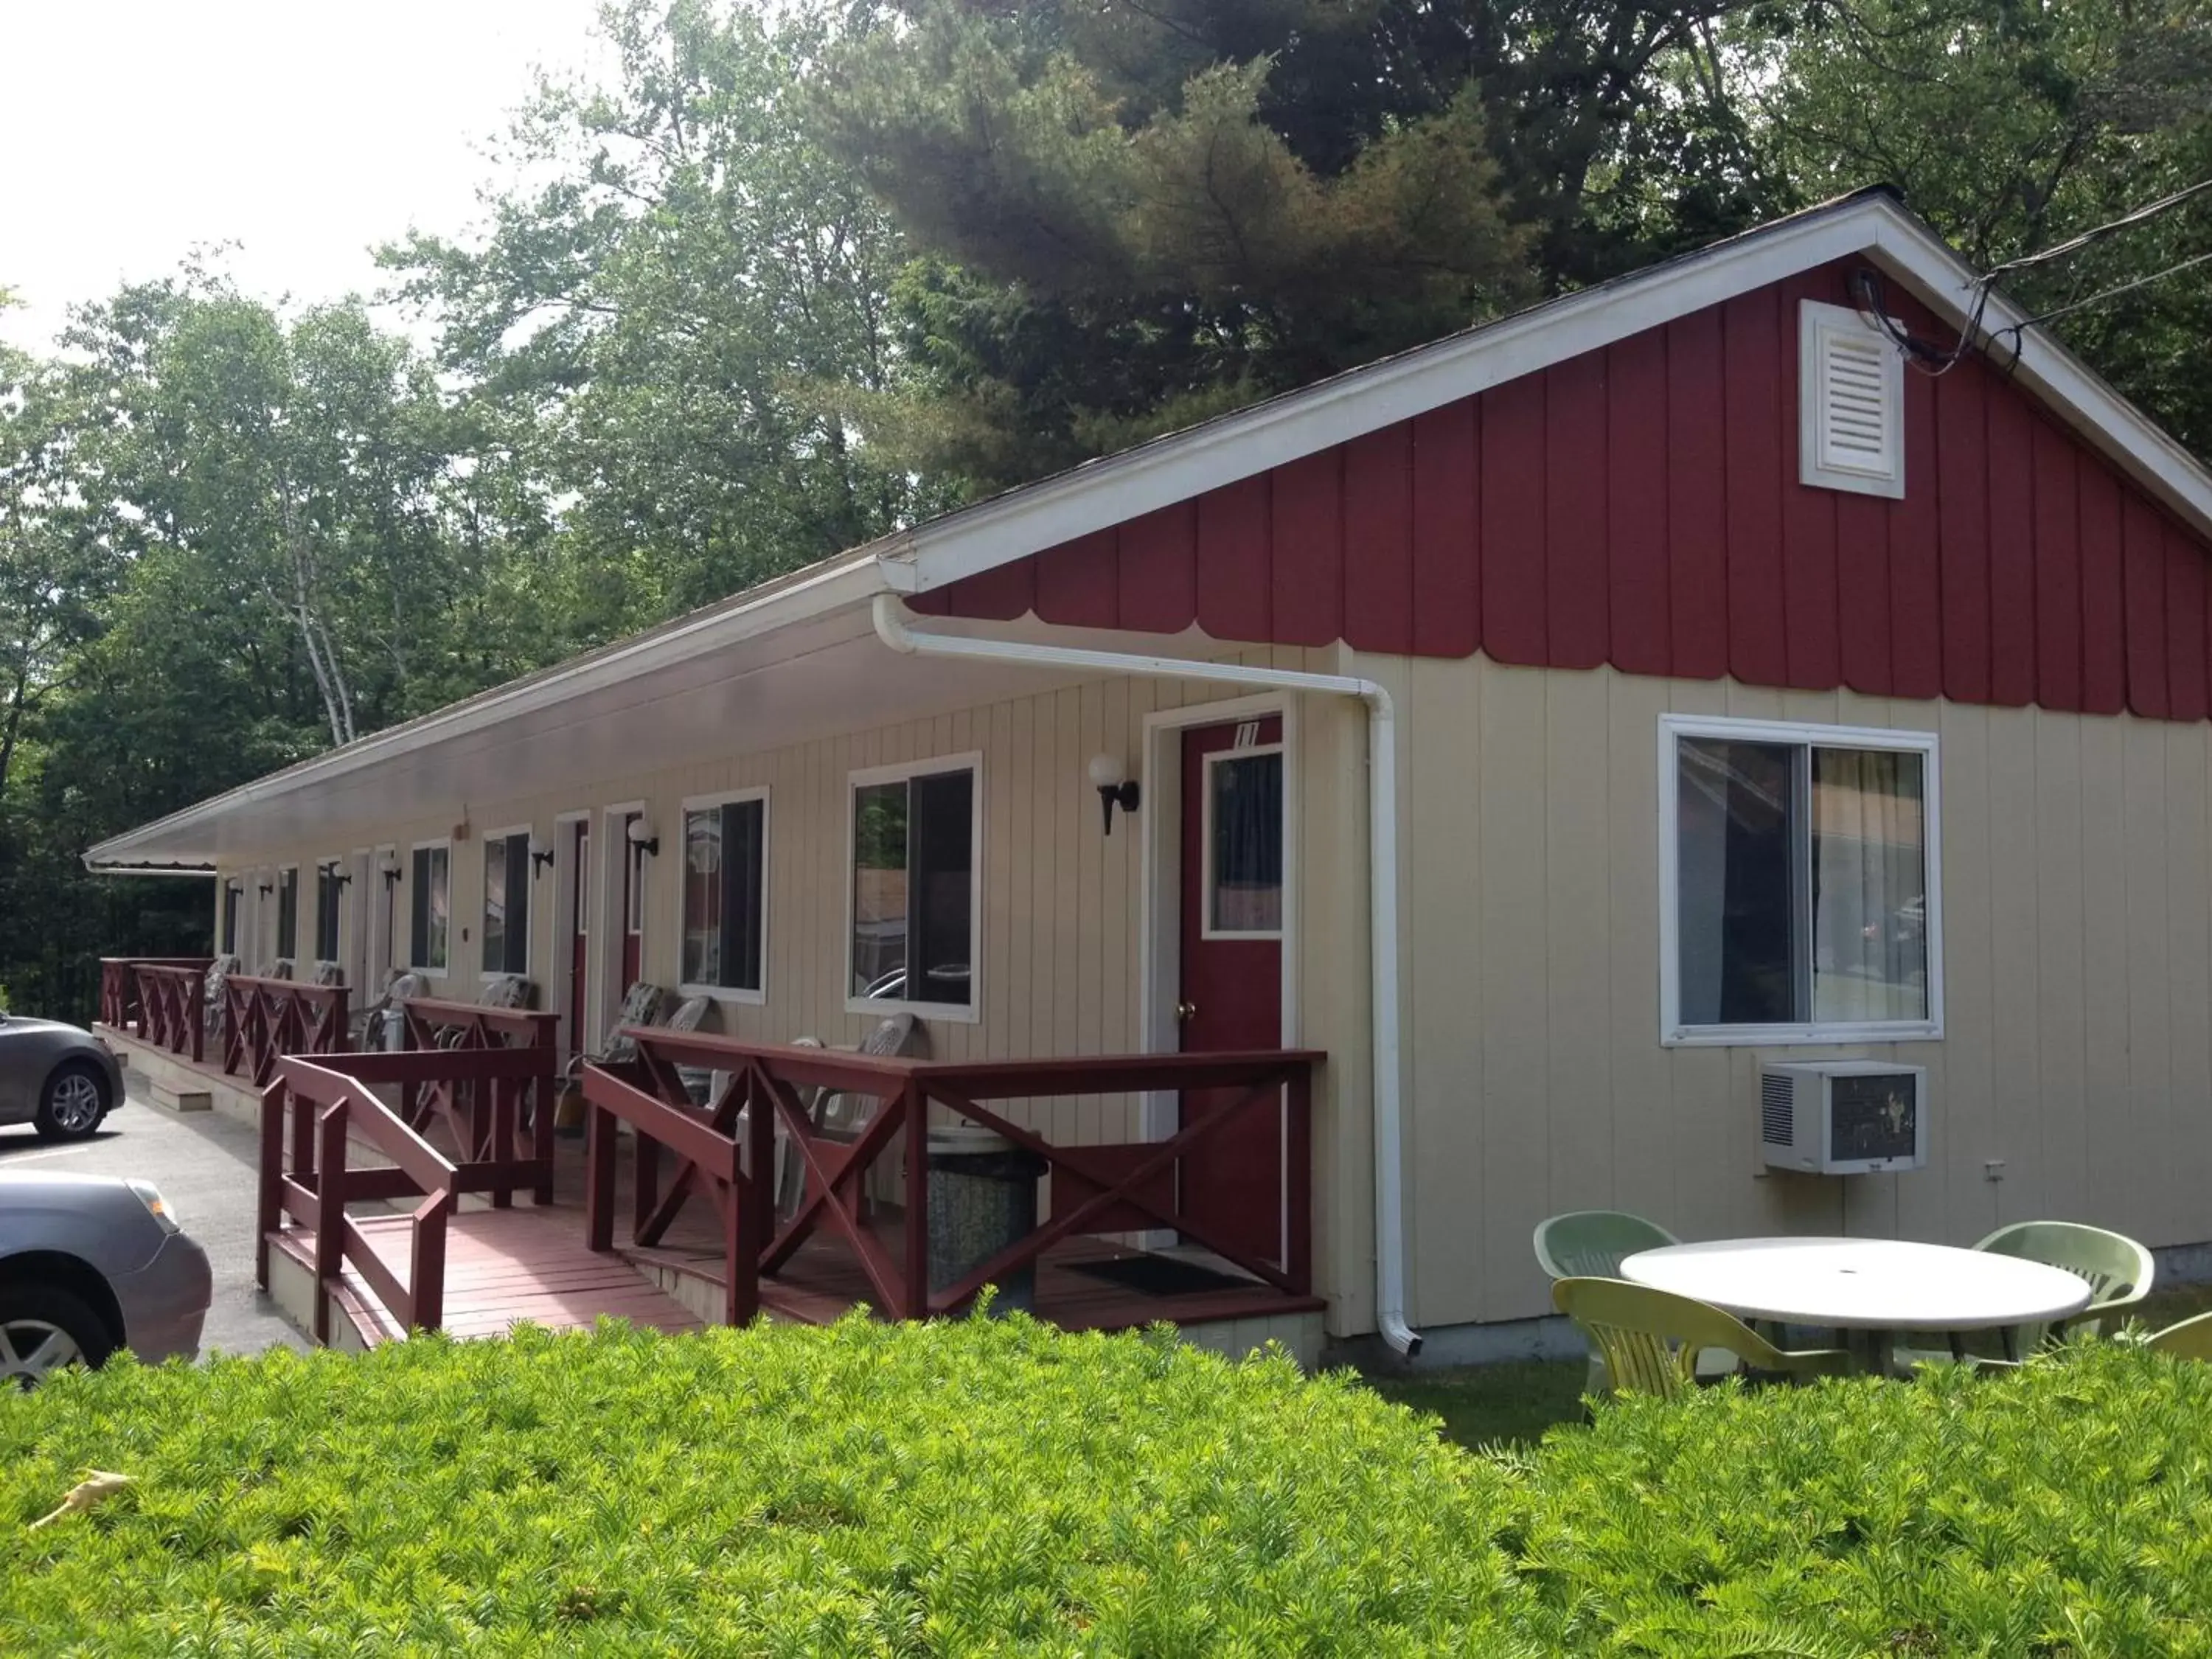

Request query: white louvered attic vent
[{"left": 1800, "top": 299, "right": 1905, "bottom": 498}]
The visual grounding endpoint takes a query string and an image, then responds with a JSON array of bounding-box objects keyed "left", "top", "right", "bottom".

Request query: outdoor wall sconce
[
  {"left": 529, "top": 835, "right": 555, "bottom": 877},
  {"left": 626, "top": 816, "right": 661, "bottom": 858},
  {"left": 1088, "top": 753, "right": 1140, "bottom": 835},
  {"left": 320, "top": 860, "right": 352, "bottom": 889},
  {"left": 380, "top": 855, "right": 403, "bottom": 889},
  {"left": 256, "top": 881, "right": 274, "bottom": 898}
]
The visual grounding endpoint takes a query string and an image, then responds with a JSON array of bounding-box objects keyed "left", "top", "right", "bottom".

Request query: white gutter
[
  {"left": 86, "top": 866, "right": 218, "bottom": 879},
  {"left": 872, "top": 595, "right": 1420, "bottom": 1356}
]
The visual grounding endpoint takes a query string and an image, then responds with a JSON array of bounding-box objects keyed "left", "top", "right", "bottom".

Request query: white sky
[{"left": 0, "top": 0, "right": 609, "bottom": 354}]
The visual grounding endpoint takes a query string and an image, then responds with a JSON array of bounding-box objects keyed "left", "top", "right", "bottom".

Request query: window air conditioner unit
[{"left": 1759, "top": 1060, "right": 1927, "bottom": 1175}]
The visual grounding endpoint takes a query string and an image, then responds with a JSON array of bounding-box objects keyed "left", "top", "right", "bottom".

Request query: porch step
[{"left": 265, "top": 1225, "right": 404, "bottom": 1350}]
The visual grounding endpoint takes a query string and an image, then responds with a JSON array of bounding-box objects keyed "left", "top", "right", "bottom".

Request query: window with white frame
[
  {"left": 410, "top": 843, "right": 450, "bottom": 972},
  {"left": 482, "top": 830, "right": 531, "bottom": 975},
  {"left": 1661, "top": 716, "right": 1938, "bottom": 1043},
  {"left": 275, "top": 867, "right": 299, "bottom": 961},
  {"left": 850, "top": 759, "right": 977, "bottom": 1011},
  {"left": 1203, "top": 744, "right": 1284, "bottom": 937},
  {"left": 313, "top": 863, "right": 343, "bottom": 961},
  {"left": 682, "top": 791, "right": 768, "bottom": 995}
]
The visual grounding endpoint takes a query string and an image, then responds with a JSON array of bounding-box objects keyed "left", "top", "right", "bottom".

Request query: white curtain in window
[{"left": 1812, "top": 749, "right": 1927, "bottom": 1023}]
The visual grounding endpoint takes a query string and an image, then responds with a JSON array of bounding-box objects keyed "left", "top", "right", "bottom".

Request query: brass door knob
[{"left": 1175, "top": 1000, "right": 1198, "bottom": 1023}]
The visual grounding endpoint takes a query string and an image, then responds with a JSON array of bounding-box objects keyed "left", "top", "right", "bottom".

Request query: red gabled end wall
[{"left": 913, "top": 259, "right": 2212, "bottom": 722}]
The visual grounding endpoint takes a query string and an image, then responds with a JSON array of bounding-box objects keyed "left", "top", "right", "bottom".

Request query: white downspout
[{"left": 872, "top": 594, "right": 1422, "bottom": 1357}]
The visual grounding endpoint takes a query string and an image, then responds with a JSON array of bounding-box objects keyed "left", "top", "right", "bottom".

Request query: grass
[
  {"left": 1356, "top": 1276, "right": 2212, "bottom": 1453},
  {"left": 1357, "top": 1358, "right": 1587, "bottom": 1450},
  {"left": 2140, "top": 1279, "right": 2212, "bottom": 1330}
]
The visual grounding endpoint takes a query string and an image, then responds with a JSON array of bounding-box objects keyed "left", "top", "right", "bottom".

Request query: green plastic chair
[
  {"left": 1534, "top": 1211, "right": 1680, "bottom": 1281},
  {"left": 2146, "top": 1311, "right": 2212, "bottom": 1362},
  {"left": 1552, "top": 1278, "right": 1853, "bottom": 1400},
  {"left": 1976, "top": 1221, "right": 2154, "bottom": 1344},
  {"left": 1536, "top": 1213, "right": 1688, "bottom": 1392}
]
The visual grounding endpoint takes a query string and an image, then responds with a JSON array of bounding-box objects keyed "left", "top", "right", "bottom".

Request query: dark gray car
[
  {"left": 0, "top": 1172, "right": 212, "bottom": 1385},
  {"left": 0, "top": 1009, "right": 126, "bottom": 1140}
]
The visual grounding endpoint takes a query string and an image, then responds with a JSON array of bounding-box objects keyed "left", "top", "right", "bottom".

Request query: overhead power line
[
  {"left": 2000, "top": 247, "right": 2212, "bottom": 334},
  {"left": 1983, "top": 177, "right": 2212, "bottom": 281},
  {"left": 1848, "top": 175, "right": 2212, "bottom": 378}
]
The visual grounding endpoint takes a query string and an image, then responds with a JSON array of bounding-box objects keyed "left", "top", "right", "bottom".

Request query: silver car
[
  {"left": 0, "top": 1172, "right": 212, "bottom": 1385},
  {"left": 0, "top": 1009, "right": 125, "bottom": 1140}
]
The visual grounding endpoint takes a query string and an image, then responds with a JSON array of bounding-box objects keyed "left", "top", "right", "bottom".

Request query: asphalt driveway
[{"left": 0, "top": 1090, "right": 306, "bottom": 1357}]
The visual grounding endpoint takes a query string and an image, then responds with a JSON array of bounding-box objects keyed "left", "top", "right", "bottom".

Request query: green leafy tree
[
  {"left": 0, "top": 276, "right": 553, "bottom": 1018},
  {"left": 383, "top": 0, "right": 928, "bottom": 631},
  {"left": 1737, "top": 0, "right": 2212, "bottom": 455},
  {"left": 0, "top": 349, "right": 107, "bottom": 798}
]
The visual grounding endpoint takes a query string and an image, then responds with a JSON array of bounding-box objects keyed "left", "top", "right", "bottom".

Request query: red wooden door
[
  {"left": 1177, "top": 715, "right": 1284, "bottom": 1265},
  {"left": 567, "top": 820, "right": 590, "bottom": 1056},
  {"left": 620, "top": 812, "right": 644, "bottom": 989}
]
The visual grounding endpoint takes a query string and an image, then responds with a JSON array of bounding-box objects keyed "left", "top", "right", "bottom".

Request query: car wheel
[
  {"left": 34, "top": 1060, "right": 110, "bottom": 1141},
  {"left": 0, "top": 1286, "right": 114, "bottom": 1387}
]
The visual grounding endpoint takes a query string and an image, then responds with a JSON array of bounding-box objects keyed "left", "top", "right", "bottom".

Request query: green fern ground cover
[{"left": 4, "top": 1316, "right": 2211, "bottom": 1655}]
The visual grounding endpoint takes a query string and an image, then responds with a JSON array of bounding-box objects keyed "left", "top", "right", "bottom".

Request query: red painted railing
[
  {"left": 392, "top": 997, "right": 560, "bottom": 1206},
  {"left": 133, "top": 962, "right": 213, "bottom": 1063},
  {"left": 582, "top": 1033, "right": 1320, "bottom": 1325},
  {"left": 254, "top": 1046, "right": 562, "bottom": 1338},
  {"left": 222, "top": 976, "right": 350, "bottom": 1085},
  {"left": 397, "top": 995, "right": 559, "bottom": 1054},
  {"left": 98, "top": 958, "right": 213, "bottom": 1046}
]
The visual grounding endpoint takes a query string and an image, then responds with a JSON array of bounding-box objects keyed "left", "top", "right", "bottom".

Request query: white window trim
[
  {"left": 594, "top": 801, "right": 649, "bottom": 1051},
  {"left": 1658, "top": 712, "right": 1944, "bottom": 1048},
  {"left": 677, "top": 785, "right": 771, "bottom": 1005},
  {"left": 844, "top": 751, "right": 984, "bottom": 1024},
  {"left": 479, "top": 824, "right": 535, "bottom": 981},
  {"left": 408, "top": 837, "right": 453, "bottom": 978},
  {"left": 1198, "top": 740, "right": 1287, "bottom": 942},
  {"left": 220, "top": 878, "right": 244, "bottom": 958},
  {"left": 371, "top": 844, "right": 399, "bottom": 990}
]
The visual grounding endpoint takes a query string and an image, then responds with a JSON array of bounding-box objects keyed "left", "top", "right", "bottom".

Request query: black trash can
[{"left": 926, "top": 1125, "right": 1047, "bottom": 1313}]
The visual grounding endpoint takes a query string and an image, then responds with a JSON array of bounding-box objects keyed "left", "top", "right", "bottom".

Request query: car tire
[
  {"left": 33, "top": 1060, "right": 110, "bottom": 1141},
  {"left": 0, "top": 1285, "right": 115, "bottom": 1387}
]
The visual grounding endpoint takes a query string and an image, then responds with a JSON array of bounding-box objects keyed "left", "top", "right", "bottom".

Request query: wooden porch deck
[
  {"left": 102, "top": 967, "right": 1326, "bottom": 1355},
  {"left": 545, "top": 1115, "right": 1322, "bottom": 1335},
  {"left": 271, "top": 1127, "right": 1317, "bottom": 1348}
]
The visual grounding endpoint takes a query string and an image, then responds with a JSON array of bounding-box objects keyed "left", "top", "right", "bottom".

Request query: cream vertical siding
[
  {"left": 1372, "top": 652, "right": 2212, "bottom": 1329},
  {"left": 212, "top": 645, "right": 1376, "bottom": 1329},
  {"left": 206, "top": 641, "right": 2212, "bottom": 1342}
]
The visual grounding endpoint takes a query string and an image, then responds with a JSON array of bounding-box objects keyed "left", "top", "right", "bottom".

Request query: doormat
[{"left": 1068, "top": 1254, "right": 1252, "bottom": 1298}]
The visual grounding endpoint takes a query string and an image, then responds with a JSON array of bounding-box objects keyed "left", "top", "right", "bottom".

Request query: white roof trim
[
  {"left": 891, "top": 193, "right": 2212, "bottom": 594},
  {"left": 1861, "top": 209, "right": 2212, "bottom": 535},
  {"left": 85, "top": 551, "right": 896, "bottom": 869}
]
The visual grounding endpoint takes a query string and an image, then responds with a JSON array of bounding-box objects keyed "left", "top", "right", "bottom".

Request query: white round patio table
[{"left": 1619, "top": 1237, "right": 2092, "bottom": 1373}]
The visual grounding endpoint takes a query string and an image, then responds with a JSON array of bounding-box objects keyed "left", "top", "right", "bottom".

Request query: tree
[
  {"left": 0, "top": 276, "right": 542, "bottom": 1019},
  {"left": 805, "top": 1, "right": 1837, "bottom": 493},
  {"left": 810, "top": 0, "right": 1548, "bottom": 490},
  {"left": 0, "top": 348, "right": 106, "bottom": 797},
  {"left": 1736, "top": 0, "right": 2212, "bottom": 456},
  {"left": 383, "top": 0, "right": 928, "bottom": 630}
]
